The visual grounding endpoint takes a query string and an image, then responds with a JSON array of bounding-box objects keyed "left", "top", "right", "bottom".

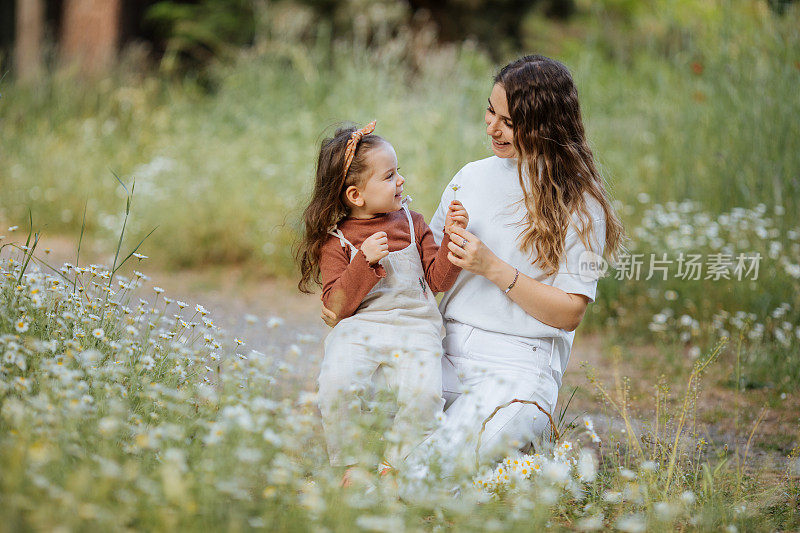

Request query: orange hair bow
[{"left": 342, "top": 120, "right": 376, "bottom": 179}]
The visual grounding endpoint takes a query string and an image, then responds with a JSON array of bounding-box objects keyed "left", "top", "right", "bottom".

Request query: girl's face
[
  {"left": 351, "top": 142, "right": 405, "bottom": 216},
  {"left": 485, "top": 83, "right": 516, "bottom": 159}
]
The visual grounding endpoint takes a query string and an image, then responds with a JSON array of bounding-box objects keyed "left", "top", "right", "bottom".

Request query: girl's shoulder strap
[
  {"left": 401, "top": 197, "right": 415, "bottom": 236},
  {"left": 327, "top": 225, "right": 358, "bottom": 255}
]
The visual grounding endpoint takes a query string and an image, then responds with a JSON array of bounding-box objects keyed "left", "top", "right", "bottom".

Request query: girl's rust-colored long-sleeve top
[{"left": 320, "top": 209, "right": 460, "bottom": 320}]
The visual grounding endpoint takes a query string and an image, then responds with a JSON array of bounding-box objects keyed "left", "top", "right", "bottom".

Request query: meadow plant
[
  {"left": 0, "top": 1, "right": 798, "bottom": 527},
  {"left": 589, "top": 198, "right": 800, "bottom": 388},
  {"left": 2, "top": 225, "right": 798, "bottom": 530}
]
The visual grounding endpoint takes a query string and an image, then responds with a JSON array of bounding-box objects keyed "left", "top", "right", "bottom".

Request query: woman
[{"left": 324, "top": 55, "right": 624, "bottom": 472}]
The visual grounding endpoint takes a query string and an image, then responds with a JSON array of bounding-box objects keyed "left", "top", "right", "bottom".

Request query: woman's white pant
[{"left": 407, "top": 321, "right": 560, "bottom": 475}]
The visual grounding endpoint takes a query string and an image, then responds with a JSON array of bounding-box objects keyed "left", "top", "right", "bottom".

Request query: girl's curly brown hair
[
  {"left": 296, "top": 125, "right": 385, "bottom": 293},
  {"left": 496, "top": 55, "right": 625, "bottom": 275}
]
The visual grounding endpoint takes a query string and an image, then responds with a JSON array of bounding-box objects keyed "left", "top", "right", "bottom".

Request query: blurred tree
[
  {"left": 143, "top": 0, "right": 579, "bottom": 74},
  {"left": 2, "top": 0, "right": 61, "bottom": 78},
  {"left": 144, "top": 0, "right": 255, "bottom": 75},
  {"left": 407, "top": 0, "right": 575, "bottom": 55},
  {"left": 61, "top": 0, "right": 123, "bottom": 74},
  {"left": 4, "top": 0, "right": 794, "bottom": 79},
  {"left": 1, "top": 1, "right": 15, "bottom": 71},
  {"left": 12, "top": 0, "right": 44, "bottom": 80},
  {"left": 767, "top": 0, "right": 799, "bottom": 13}
]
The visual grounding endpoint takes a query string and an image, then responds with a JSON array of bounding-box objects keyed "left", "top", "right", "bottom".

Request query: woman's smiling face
[{"left": 485, "top": 83, "right": 516, "bottom": 158}]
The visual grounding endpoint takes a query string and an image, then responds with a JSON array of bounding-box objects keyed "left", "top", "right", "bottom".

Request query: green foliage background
[{"left": 2, "top": 0, "right": 797, "bottom": 268}]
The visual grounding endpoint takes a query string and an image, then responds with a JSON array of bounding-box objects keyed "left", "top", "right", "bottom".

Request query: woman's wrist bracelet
[{"left": 504, "top": 268, "right": 519, "bottom": 294}]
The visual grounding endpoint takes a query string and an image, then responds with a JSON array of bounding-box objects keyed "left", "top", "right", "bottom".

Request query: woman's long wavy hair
[
  {"left": 496, "top": 55, "right": 625, "bottom": 275},
  {"left": 297, "top": 125, "right": 385, "bottom": 293}
]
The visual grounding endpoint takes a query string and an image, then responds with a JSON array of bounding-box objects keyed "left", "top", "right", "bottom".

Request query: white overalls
[{"left": 317, "top": 205, "right": 446, "bottom": 467}]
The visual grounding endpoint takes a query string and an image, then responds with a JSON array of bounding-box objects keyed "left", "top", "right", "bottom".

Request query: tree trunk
[
  {"left": 15, "top": 0, "right": 45, "bottom": 81},
  {"left": 61, "top": 0, "right": 121, "bottom": 74}
]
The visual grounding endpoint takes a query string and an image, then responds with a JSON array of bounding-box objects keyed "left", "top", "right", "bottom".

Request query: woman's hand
[
  {"left": 321, "top": 303, "right": 339, "bottom": 328},
  {"left": 445, "top": 200, "right": 469, "bottom": 231},
  {"left": 446, "top": 225, "right": 499, "bottom": 277},
  {"left": 447, "top": 225, "right": 589, "bottom": 331}
]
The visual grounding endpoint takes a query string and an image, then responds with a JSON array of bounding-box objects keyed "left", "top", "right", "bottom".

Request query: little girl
[{"left": 297, "top": 121, "right": 468, "bottom": 477}]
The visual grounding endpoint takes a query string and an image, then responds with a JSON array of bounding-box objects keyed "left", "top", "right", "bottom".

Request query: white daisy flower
[
  {"left": 15, "top": 318, "right": 29, "bottom": 333},
  {"left": 141, "top": 355, "right": 156, "bottom": 370}
]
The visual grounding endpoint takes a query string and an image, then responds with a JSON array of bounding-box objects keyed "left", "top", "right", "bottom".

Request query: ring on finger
[{"left": 461, "top": 237, "right": 468, "bottom": 248}]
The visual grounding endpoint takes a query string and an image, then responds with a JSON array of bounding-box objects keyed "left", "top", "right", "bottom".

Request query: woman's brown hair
[
  {"left": 495, "top": 55, "right": 625, "bottom": 275},
  {"left": 297, "top": 125, "right": 385, "bottom": 293}
]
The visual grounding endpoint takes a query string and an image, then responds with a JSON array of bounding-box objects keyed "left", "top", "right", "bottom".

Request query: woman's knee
[
  {"left": 317, "top": 367, "right": 362, "bottom": 406},
  {"left": 477, "top": 390, "right": 556, "bottom": 456}
]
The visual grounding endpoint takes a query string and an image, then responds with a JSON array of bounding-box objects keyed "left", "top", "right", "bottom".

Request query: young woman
[{"left": 414, "top": 55, "right": 625, "bottom": 471}]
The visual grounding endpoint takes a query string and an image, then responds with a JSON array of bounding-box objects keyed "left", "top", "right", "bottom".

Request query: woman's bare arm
[{"left": 446, "top": 225, "right": 589, "bottom": 331}]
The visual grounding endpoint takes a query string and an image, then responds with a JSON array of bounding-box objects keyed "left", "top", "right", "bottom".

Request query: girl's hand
[
  {"left": 361, "top": 231, "right": 389, "bottom": 265},
  {"left": 445, "top": 200, "right": 469, "bottom": 231},
  {"left": 321, "top": 303, "right": 339, "bottom": 327},
  {"left": 446, "top": 225, "right": 499, "bottom": 277}
]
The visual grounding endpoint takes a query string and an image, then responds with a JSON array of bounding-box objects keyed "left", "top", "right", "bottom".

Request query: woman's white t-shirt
[{"left": 429, "top": 156, "right": 607, "bottom": 383}]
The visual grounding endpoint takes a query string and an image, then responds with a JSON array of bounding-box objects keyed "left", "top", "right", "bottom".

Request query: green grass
[
  {"left": 1, "top": 2, "right": 797, "bottom": 273},
  {"left": 0, "top": 44, "right": 493, "bottom": 269},
  {"left": 2, "top": 1, "right": 800, "bottom": 517},
  {"left": 1, "top": 237, "right": 798, "bottom": 531}
]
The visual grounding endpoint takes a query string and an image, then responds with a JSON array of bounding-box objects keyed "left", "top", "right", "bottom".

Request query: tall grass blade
[
  {"left": 74, "top": 199, "right": 88, "bottom": 293},
  {"left": 664, "top": 338, "right": 726, "bottom": 492},
  {"left": 113, "top": 226, "right": 159, "bottom": 275}
]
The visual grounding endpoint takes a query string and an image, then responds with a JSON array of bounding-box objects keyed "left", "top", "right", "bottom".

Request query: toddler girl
[{"left": 297, "top": 121, "right": 467, "bottom": 478}]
